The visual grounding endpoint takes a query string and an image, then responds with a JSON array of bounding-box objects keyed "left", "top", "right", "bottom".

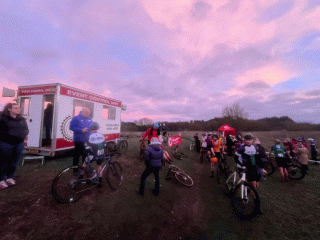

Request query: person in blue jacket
[
  {"left": 70, "top": 107, "right": 92, "bottom": 168},
  {"left": 138, "top": 137, "right": 164, "bottom": 196}
]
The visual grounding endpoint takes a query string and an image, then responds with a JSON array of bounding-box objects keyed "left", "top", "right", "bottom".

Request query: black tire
[
  {"left": 265, "top": 161, "right": 276, "bottom": 176},
  {"left": 190, "top": 143, "right": 196, "bottom": 153},
  {"left": 225, "top": 172, "right": 236, "bottom": 195},
  {"left": 175, "top": 172, "right": 193, "bottom": 186},
  {"left": 118, "top": 140, "right": 128, "bottom": 154},
  {"left": 231, "top": 182, "right": 260, "bottom": 219},
  {"left": 139, "top": 145, "right": 146, "bottom": 161},
  {"left": 106, "top": 161, "right": 123, "bottom": 190},
  {"left": 288, "top": 164, "right": 305, "bottom": 180},
  {"left": 52, "top": 166, "right": 92, "bottom": 203}
]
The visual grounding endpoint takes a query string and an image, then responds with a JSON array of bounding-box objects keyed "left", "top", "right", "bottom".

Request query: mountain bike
[
  {"left": 264, "top": 156, "right": 305, "bottom": 180},
  {"left": 225, "top": 168, "right": 260, "bottom": 219},
  {"left": 139, "top": 139, "right": 148, "bottom": 161},
  {"left": 171, "top": 145, "right": 188, "bottom": 160},
  {"left": 52, "top": 152, "right": 123, "bottom": 203},
  {"left": 165, "top": 165, "right": 193, "bottom": 187},
  {"left": 116, "top": 135, "right": 128, "bottom": 154}
]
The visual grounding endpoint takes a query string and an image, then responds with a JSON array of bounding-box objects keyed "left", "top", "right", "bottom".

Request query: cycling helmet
[
  {"left": 298, "top": 137, "right": 303, "bottom": 142},
  {"left": 154, "top": 123, "right": 159, "bottom": 128},
  {"left": 244, "top": 134, "right": 253, "bottom": 140},
  {"left": 275, "top": 139, "right": 281, "bottom": 144},
  {"left": 90, "top": 122, "right": 100, "bottom": 130}
]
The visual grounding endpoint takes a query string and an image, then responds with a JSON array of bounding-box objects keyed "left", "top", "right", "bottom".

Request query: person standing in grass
[
  {"left": 0, "top": 103, "right": 29, "bottom": 189},
  {"left": 138, "top": 137, "right": 164, "bottom": 196},
  {"left": 210, "top": 134, "right": 223, "bottom": 178},
  {"left": 270, "top": 139, "right": 291, "bottom": 182},
  {"left": 293, "top": 140, "right": 309, "bottom": 175}
]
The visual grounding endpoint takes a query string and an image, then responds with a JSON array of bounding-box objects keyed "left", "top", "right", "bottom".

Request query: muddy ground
[{"left": 1, "top": 135, "right": 320, "bottom": 240}]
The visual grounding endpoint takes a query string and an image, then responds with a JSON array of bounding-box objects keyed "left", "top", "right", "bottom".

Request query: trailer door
[{"left": 25, "top": 95, "right": 43, "bottom": 147}]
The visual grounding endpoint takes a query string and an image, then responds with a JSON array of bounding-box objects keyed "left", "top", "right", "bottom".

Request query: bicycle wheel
[
  {"left": 231, "top": 182, "right": 260, "bottom": 219},
  {"left": 190, "top": 143, "right": 196, "bottom": 153},
  {"left": 118, "top": 140, "right": 128, "bottom": 154},
  {"left": 264, "top": 161, "right": 276, "bottom": 176},
  {"left": 288, "top": 164, "right": 305, "bottom": 180},
  {"left": 139, "top": 145, "right": 146, "bottom": 161},
  {"left": 175, "top": 172, "right": 193, "bottom": 186},
  {"left": 106, "top": 161, "right": 123, "bottom": 190},
  {"left": 52, "top": 166, "right": 92, "bottom": 203}
]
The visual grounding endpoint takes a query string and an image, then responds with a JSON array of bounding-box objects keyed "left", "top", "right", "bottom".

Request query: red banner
[
  {"left": 60, "top": 86, "right": 121, "bottom": 107},
  {"left": 18, "top": 85, "right": 56, "bottom": 96},
  {"left": 168, "top": 135, "right": 182, "bottom": 147}
]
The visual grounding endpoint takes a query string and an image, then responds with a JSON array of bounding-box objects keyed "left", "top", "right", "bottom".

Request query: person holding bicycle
[
  {"left": 270, "top": 139, "right": 291, "bottom": 182},
  {"left": 209, "top": 134, "right": 224, "bottom": 178},
  {"left": 236, "top": 134, "right": 267, "bottom": 214},
  {"left": 141, "top": 123, "right": 160, "bottom": 144},
  {"left": 81, "top": 122, "right": 106, "bottom": 187},
  {"left": 293, "top": 140, "right": 309, "bottom": 175},
  {"left": 138, "top": 137, "right": 164, "bottom": 196}
]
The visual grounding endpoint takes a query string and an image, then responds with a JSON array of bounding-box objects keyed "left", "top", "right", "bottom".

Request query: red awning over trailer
[{"left": 218, "top": 124, "right": 236, "bottom": 136}]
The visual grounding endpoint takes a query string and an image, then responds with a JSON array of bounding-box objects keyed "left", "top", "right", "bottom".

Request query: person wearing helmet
[
  {"left": 141, "top": 123, "right": 160, "bottom": 144},
  {"left": 81, "top": 122, "right": 106, "bottom": 187},
  {"left": 270, "top": 139, "right": 291, "bottom": 183},
  {"left": 236, "top": 134, "right": 267, "bottom": 215}
]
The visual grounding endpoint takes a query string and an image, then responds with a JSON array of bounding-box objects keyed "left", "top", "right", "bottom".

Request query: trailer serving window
[
  {"left": 20, "top": 97, "right": 30, "bottom": 116},
  {"left": 103, "top": 105, "right": 116, "bottom": 120},
  {"left": 73, "top": 99, "right": 94, "bottom": 118}
]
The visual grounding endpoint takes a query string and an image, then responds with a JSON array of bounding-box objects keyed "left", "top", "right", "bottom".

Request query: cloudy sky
[{"left": 0, "top": 0, "right": 319, "bottom": 123}]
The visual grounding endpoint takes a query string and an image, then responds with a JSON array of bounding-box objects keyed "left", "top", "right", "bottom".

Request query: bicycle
[
  {"left": 52, "top": 151, "right": 123, "bottom": 203},
  {"left": 216, "top": 158, "right": 231, "bottom": 184},
  {"left": 189, "top": 141, "right": 196, "bottom": 153},
  {"left": 225, "top": 168, "right": 260, "bottom": 219},
  {"left": 112, "top": 134, "right": 129, "bottom": 154},
  {"left": 171, "top": 145, "right": 188, "bottom": 160},
  {"left": 139, "top": 139, "right": 148, "bottom": 161},
  {"left": 165, "top": 165, "right": 193, "bottom": 187},
  {"left": 264, "top": 156, "right": 305, "bottom": 180}
]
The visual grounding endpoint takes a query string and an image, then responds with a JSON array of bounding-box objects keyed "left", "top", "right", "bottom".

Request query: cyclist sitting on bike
[
  {"left": 141, "top": 123, "right": 160, "bottom": 144},
  {"left": 270, "top": 139, "right": 291, "bottom": 183},
  {"left": 236, "top": 134, "right": 267, "bottom": 214},
  {"left": 81, "top": 122, "right": 106, "bottom": 187}
]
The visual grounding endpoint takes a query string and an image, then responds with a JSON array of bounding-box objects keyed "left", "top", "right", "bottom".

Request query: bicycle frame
[{"left": 226, "top": 170, "right": 248, "bottom": 200}]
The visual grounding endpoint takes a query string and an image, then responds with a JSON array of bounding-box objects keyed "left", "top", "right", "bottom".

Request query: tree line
[{"left": 122, "top": 116, "right": 320, "bottom": 132}]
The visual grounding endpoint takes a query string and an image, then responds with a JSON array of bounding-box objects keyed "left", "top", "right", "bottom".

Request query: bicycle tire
[
  {"left": 288, "top": 164, "right": 305, "bottom": 180},
  {"left": 139, "top": 145, "right": 146, "bottom": 161},
  {"left": 106, "top": 161, "right": 123, "bottom": 190},
  {"left": 190, "top": 143, "right": 196, "bottom": 153},
  {"left": 52, "top": 166, "right": 92, "bottom": 203},
  {"left": 231, "top": 182, "right": 260, "bottom": 219},
  {"left": 265, "top": 161, "right": 276, "bottom": 176},
  {"left": 175, "top": 172, "right": 193, "bottom": 187},
  {"left": 118, "top": 140, "right": 128, "bottom": 154}
]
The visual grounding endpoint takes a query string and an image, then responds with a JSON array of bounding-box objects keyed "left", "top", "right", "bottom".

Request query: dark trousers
[
  {"left": 195, "top": 140, "right": 201, "bottom": 153},
  {"left": 0, "top": 141, "right": 24, "bottom": 181},
  {"left": 73, "top": 141, "right": 87, "bottom": 166},
  {"left": 139, "top": 166, "right": 161, "bottom": 195}
]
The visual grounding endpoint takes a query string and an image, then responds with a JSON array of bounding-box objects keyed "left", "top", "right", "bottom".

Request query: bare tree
[
  {"left": 222, "top": 104, "right": 248, "bottom": 119},
  {"left": 134, "top": 118, "right": 154, "bottom": 126}
]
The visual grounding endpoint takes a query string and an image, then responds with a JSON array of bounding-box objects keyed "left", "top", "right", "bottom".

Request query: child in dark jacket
[{"left": 138, "top": 137, "right": 164, "bottom": 196}]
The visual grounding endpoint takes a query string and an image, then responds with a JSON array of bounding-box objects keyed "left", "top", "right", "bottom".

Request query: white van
[{"left": 16, "top": 83, "right": 124, "bottom": 156}]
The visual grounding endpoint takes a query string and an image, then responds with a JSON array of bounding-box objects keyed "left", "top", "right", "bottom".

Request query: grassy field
[{"left": 0, "top": 131, "right": 320, "bottom": 239}]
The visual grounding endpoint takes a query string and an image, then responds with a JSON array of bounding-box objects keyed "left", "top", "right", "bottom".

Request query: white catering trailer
[{"left": 16, "top": 83, "right": 124, "bottom": 156}]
